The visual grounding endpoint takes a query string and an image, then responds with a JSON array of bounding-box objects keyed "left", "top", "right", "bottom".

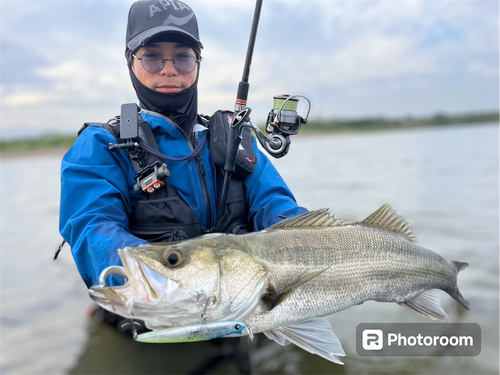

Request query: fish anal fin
[
  {"left": 398, "top": 289, "right": 449, "bottom": 321},
  {"left": 264, "top": 318, "right": 345, "bottom": 365},
  {"left": 263, "top": 268, "right": 329, "bottom": 309},
  {"left": 361, "top": 204, "right": 418, "bottom": 243}
]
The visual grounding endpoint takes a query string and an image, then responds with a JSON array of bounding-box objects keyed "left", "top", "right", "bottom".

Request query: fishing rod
[
  {"left": 217, "top": 0, "right": 311, "bottom": 225},
  {"left": 217, "top": 0, "right": 263, "bottom": 219}
]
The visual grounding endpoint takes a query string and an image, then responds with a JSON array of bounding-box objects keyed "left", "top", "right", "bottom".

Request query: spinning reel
[{"left": 252, "top": 94, "right": 311, "bottom": 158}]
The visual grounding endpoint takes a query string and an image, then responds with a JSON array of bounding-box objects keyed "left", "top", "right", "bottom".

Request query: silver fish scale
[{"left": 240, "top": 224, "right": 458, "bottom": 333}]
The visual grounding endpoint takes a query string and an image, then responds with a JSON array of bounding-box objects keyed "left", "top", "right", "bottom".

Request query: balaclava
[{"left": 125, "top": 0, "right": 203, "bottom": 134}]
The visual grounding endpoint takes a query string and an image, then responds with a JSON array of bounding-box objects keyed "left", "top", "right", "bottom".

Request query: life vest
[{"left": 79, "top": 109, "right": 255, "bottom": 243}]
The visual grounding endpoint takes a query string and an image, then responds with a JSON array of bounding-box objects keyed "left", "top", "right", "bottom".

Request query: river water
[{"left": 1, "top": 123, "right": 498, "bottom": 374}]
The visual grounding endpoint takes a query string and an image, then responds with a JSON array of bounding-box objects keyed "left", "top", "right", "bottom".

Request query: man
[{"left": 59, "top": 0, "right": 307, "bottom": 289}]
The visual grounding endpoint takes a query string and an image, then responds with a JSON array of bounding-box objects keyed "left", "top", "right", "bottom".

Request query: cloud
[
  {"left": 197, "top": 0, "right": 498, "bottom": 120},
  {"left": 2, "top": 90, "right": 49, "bottom": 107},
  {"left": 1, "top": 0, "right": 498, "bottom": 136}
]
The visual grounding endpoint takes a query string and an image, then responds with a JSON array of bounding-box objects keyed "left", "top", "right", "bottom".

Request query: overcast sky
[{"left": 1, "top": 0, "right": 498, "bottom": 138}]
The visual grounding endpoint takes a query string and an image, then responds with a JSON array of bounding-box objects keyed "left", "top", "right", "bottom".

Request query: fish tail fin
[
  {"left": 452, "top": 261, "right": 469, "bottom": 272},
  {"left": 452, "top": 288, "right": 470, "bottom": 310},
  {"left": 398, "top": 289, "right": 449, "bottom": 321},
  {"left": 451, "top": 261, "right": 470, "bottom": 310},
  {"left": 399, "top": 258, "right": 471, "bottom": 319},
  {"left": 264, "top": 318, "right": 345, "bottom": 365}
]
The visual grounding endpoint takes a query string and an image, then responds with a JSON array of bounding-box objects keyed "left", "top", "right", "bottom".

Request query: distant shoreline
[
  {"left": 1, "top": 112, "right": 498, "bottom": 157},
  {"left": 0, "top": 147, "right": 68, "bottom": 160},
  {"left": 299, "top": 112, "right": 499, "bottom": 133}
]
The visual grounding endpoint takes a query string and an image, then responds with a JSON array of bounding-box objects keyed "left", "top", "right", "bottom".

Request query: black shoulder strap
[
  {"left": 78, "top": 115, "right": 162, "bottom": 173},
  {"left": 78, "top": 121, "right": 119, "bottom": 138},
  {"left": 209, "top": 110, "right": 256, "bottom": 178}
]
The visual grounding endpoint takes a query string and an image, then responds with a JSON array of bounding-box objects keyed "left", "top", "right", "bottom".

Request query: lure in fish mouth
[
  {"left": 89, "top": 237, "right": 268, "bottom": 330},
  {"left": 89, "top": 205, "right": 470, "bottom": 365}
]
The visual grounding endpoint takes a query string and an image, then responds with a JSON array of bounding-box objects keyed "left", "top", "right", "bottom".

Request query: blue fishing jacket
[{"left": 60, "top": 110, "right": 307, "bottom": 288}]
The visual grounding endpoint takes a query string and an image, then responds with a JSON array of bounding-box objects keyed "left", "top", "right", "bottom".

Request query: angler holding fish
[
  {"left": 59, "top": 0, "right": 470, "bottom": 367},
  {"left": 58, "top": 0, "right": 307, "bottom": 366},
  {"left": 59, "top": 1, "right": 306, "bottom": 297}
]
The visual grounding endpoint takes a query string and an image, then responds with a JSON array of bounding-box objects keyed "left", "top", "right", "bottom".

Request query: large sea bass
[{"left": 89, "top": 205, "right": 469, "bottom": 364}]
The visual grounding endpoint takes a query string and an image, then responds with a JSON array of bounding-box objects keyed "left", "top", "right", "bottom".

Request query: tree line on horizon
[
  {"left": 1, "top": 110, "right": 498, "bottom": 152},
  {"left": 303, "top": 111, "right": 499, "bottom": 132}
]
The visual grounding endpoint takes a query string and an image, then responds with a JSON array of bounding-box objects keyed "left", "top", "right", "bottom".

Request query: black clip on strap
[{"left": 108, "top": 103, "right": 141, "bottom": 152}]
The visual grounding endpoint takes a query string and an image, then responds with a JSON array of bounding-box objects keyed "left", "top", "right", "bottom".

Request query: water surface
[{"left": 1, "top": 123, "right": 498, "bottom": 374}]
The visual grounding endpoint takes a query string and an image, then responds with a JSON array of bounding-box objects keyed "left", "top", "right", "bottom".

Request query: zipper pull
[
  {"left": 196, "top": 155, "right": 206, "bottom": 177},
  {"left": 192, "top": 131, "right": 199, "bottom": 148}
]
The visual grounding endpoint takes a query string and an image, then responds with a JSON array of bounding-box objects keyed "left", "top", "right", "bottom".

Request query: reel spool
[{"left": 267, "top": 95, "right": 302, "bottom": 135}]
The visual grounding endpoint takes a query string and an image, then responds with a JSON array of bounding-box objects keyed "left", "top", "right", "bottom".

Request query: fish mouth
[
  {"left": 88, "top": 264, "right": 133, "bottom": 313},
  {"left": 88, "top": 248, "right": 172, "bottom": 312}
]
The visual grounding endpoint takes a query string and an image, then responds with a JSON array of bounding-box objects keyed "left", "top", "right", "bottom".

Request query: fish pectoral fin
[
  {"left": 263, "top": 268, "right": 329, "bottom": 309},
  {"left": 398, "top": 289, "right": 449, "bottom": 321},
  {"left": 264, "top": 318, "right": 345, "bottom": 365}
]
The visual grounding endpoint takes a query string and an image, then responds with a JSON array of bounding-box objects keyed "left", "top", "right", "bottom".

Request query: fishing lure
[{"left": 135, "top": 321, "right": 247, "bottom": 343}]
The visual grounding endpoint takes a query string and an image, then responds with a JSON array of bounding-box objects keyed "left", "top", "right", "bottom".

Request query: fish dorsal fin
[
  {"left": 360, "top": 204, "right": 418, "bottom": 243},
  {"left": 269, "top": 209, "right": 346, "bottom": 230}
]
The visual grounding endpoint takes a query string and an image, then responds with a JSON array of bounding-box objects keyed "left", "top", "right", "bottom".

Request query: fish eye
[
  {"left": 163, "top": 249, "right": 185, "bottom": 268},
  {"left": 235, "top": 324, "right": 241, "bottom": 330}
]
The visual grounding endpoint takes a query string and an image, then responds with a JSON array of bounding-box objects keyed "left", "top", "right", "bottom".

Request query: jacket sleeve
[
  {"left": 59, "top": 126, "right": 147, "bottom": 288},
  {"left": 244, "top": 138, "right": 308, "bottom": 231}
]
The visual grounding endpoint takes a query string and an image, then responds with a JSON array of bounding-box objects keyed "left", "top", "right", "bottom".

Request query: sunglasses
[{"left": 132, "top": 51, "right": 199, "bottom": 74}]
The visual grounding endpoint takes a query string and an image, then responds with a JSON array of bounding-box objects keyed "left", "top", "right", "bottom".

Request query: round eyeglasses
[{"left": 132, "top": 51, "right": 199, "bottom": 74}]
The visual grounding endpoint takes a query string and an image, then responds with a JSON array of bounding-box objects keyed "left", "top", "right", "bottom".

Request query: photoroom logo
[
  {"left": 362, "top": 329, "right": 383, "bottom": 350},
  {"left": 357, "top": 323, "right": 481, "bottom": 357}
]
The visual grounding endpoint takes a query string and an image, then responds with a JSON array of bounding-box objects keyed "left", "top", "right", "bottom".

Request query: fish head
[{"left": 89, "top": 235, "right": 267, "bottom": 329}]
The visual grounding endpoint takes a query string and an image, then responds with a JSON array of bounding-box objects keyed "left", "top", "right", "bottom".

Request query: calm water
[{"left": 1, "top": 123, "right": 498, "bottom": 374}]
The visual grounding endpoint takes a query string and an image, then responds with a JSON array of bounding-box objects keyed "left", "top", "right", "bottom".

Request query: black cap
[{"left": 125, "top": 0, "right": 203, "bottom": 58}]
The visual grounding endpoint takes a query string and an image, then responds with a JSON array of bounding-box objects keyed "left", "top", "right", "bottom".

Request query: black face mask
[{"left": 129, "top": 67, "right": 199, "bottom": 136}]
